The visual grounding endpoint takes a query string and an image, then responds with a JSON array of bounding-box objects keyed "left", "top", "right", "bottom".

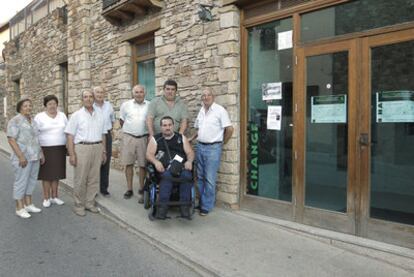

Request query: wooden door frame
[
  {"left": 296, "top": 39, "right": 359, "bottom": 234},
  {"left": 360, "top": 28, "right": 414, "bottom": 248}
]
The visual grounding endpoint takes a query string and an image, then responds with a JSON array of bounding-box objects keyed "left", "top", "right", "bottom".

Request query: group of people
[{"left": 7, "top": 79, "right": 233, "bottom": 220}]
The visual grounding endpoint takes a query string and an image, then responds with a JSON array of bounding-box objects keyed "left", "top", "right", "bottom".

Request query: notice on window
[
  {"left": 267, "top": 105, "right": 282, "bottom": 130},
  {"left": 278, "top": 30, "right": 293, "bottom": 50},
  {"left": 311, "top": 95, "right": 347, "bottom": 123},
  {"left": 376, "top": 91, "right": 414, "bottom": 123},
  {"left": 262, "top": 82, "right": 282, "bottom": 101}
]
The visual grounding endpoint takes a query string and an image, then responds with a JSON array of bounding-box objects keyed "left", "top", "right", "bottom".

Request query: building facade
[{"left": 2, "top": 0, "right": 414, "bottom": 248}]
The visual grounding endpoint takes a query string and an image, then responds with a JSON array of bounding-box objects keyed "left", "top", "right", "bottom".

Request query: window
[
  {"left": 132, "top": 36, "right": 155, "bottom": 100},
  {"left": 301, "top": 0, "right": 414, "bottom": 43},
  {"left": 60, "top": 62, "right": 68, "bottom": 115}
]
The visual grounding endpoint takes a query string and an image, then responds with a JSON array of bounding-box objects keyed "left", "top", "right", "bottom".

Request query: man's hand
[
  {"left": 69, "top": 154, "right": 77, "bottom": 167},
  {"left": 102, "top": 152, "right": 107, "bottom": 165},
  {"left": 40, "top": 152, "right": 45, "bottom": 165},
  {"left": 18, "top": 155, "right": 28, "bottom": 168},
  {"left": 154, "top": 160, "right": 165, "bottom": 173},
  {"left": 184, "top": 161, "right": 192, "bottom": 171}
]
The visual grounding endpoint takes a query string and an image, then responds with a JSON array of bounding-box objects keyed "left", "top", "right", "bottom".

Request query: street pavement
[
  {"left": 0, "top": 131, "right": 413, "bottom": 276},
  {"left": 0, "top": 154, "right": 199, "bottom": 277}
]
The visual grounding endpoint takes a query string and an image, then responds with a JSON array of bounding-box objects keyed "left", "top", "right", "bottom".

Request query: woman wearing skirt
[{"left": 34, "top": 95, "right": 68, "bottom": 207}]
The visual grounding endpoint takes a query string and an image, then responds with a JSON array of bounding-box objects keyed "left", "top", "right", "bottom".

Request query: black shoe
[
  {"left": 101, "top": 191, "right": 110, "bottom": 198},
  {"left": 124, "top": 190, "right": 133, "bottom": 199},
  {"left": 156, "top": 204, "right": 168, "bottom": 219},
  {"left": 180, "top": 206, "right": 191, "bottom": 219},
  {"left": 200, "top": 209, "right": 209, "bottom": 216},
  {"left": 138, "top": 188, "right": 144, "bottom": 195},
  {"left": 194, "top": 205, "right": 201, "bottom": 210}
]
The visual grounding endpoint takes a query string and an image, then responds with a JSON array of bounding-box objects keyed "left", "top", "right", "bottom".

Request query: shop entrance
[{"left": 295, "top": 29, "right": 414, "bottom": 246}]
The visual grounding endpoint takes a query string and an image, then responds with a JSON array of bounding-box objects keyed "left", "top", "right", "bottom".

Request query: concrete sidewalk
[{"left": 1, "top": 131, "right": 413, "bottom": 276}]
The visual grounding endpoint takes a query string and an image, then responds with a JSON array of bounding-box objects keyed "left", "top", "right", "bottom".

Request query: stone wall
[
  {"left": 3, "top": 8, "right": 67, "bottom": 120},
  {"left": 3, "top": 0, "right": 242, "bottom": 208},
  {"left": 154, "top": 0, "right": 241, "bottom": 206}
]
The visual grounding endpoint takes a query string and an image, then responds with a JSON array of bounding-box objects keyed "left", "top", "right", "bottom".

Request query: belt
[
  {"left": 198, "top": 141, "right": 222, "bottom": 145},
  {"left": 126, "top": 133, "right": 148, "bottom": 139},
  {"left": 77, "top": 141, "right": 102, "bottom": 145}
]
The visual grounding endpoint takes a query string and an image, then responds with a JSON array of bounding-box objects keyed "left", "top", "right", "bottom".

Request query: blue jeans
[
  {"left": 196, "top": 142, "right": 222, "bottom": 211},
  {"left": 159, "top": 169, "right": 192, "bottom": 204}
]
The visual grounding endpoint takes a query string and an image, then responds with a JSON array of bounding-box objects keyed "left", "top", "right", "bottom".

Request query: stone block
[
  {"left": 218, "top": 42, "right": 239, "bottom": 55},
  {"left": 216, "top": 191, "right": 238, "bottom": 204},
  {"left": 218, "top": 68, "right": 238, "bottom": 82},
  {"left": 157, "top": 44, "right": 177, "bottom": 56},
  {"left": 220, "top": 11, "right": 239, "bottom": 28},
  {"left": 155, "top": 36, "right": 163, "bottom": 47},
  {"left": 222, "top": 57, "right": 240, "bottom": 68}
]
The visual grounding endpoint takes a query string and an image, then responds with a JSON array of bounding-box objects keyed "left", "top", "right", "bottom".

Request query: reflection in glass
[
  {"left": 301, "top": 0, "right": 414, "bottom": 43},
  {"left": 247, "top": 18, "right": 293, "bottom": 201},
  {"left": 370, "top": 40, "right": 414, "bottom": 225},
  {"left": 305, "top": 52, "right": 348, "bottom": 212}
]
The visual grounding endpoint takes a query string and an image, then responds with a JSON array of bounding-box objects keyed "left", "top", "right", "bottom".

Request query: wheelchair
[{"left": 143, "top": 163, "right": 196, "bottom": 221}]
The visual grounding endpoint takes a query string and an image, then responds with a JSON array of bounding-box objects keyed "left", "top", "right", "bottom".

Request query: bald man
[
  {"left": 192, "top": 88, "right": 233, "bottom": 216},
  {"left": 65, "top": 90, "right": 107, "bottom": 216}
]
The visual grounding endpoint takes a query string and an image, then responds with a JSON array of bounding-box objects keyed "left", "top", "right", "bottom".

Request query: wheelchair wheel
[
  {"left": 143, "top": 191, "right": 150, "bottom": 209},
  {"left": 148, "top": 182, "right": 157, "bottom": 221}
]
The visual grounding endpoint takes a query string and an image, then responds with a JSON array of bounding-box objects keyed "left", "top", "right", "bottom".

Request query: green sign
[{"left": 248, "top": 123, "right": 259, "bottom": 195}]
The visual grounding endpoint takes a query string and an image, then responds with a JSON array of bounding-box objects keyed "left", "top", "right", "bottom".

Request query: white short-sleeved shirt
[
  {"left": 93, "top": 101, "right": 115, "bottom": 131},
  {"left": 34, "top": 111, "right": 68, "bottom": 146},
  {"left": 195, "top": 102, "right": 232, "bottom": 143},
  {"left": 65, "top": 107, "right": 107, "bottom": 144},
  {"left": 120, "top": 99, "right": 149, "bottom": 136}
]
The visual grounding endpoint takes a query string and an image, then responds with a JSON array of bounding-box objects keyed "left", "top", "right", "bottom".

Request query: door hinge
[
  {"left": 295, "top": 55, "right": 298, "bottom": 65},
  {"left": 294, "top": 151, "right": 297, "bottom": 160},
  {"left": 295, "top": 103, "right": 298, "bottom": 112}
]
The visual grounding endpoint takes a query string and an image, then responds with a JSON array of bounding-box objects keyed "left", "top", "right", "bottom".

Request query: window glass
[
  {"left": 305, "top": 52, "right": 348, "bottom": 212},
  {"left": 247, "top": 18, "right": 293, "bottom": 202},
  {"left": 138, "top": 59, "right": 155, "bottom": 100},
  {"left": 301, "top": 0, "right": 414, "bottom": 43},
  {"left": 370, "top": 40, "right": 414, "bottom": 225}
]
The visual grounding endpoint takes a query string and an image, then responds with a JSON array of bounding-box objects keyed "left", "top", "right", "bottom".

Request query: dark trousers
[
  {"left": 100, "top": 132, "right": 112, "bottom": 193},
  {"left": 159, "top": 169, "right": 192, "bottom": 204}
]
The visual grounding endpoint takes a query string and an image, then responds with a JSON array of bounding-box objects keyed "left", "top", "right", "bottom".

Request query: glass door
[
  {"left": 296, "top": 40, "right": 358, "bottom": 234},
  {"left": 360, "top": 29, "right": 414, "bottom": 248},
  {"left": 244, "top": 17, "right": 294, "bottom": 219}
]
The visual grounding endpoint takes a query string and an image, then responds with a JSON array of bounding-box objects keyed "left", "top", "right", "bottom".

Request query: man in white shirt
[
  {"left": 93, "top": 86, "right": 115, "bottom": 197},
  {"left": 192, "top": 88, "right": 233, "bottom": 216},
  {"left": 119, "top": 85, "right": 149, "bottom": 203},
  {"left": 65, "top": 90, "right": 107, "bottom": 216}
]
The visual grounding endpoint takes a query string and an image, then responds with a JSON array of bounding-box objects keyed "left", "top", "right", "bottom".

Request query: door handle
[{"left": 359, "top": 133, "right": 369, "bottom": 146}]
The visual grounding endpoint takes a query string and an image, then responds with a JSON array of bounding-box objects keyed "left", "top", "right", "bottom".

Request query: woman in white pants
[{"left": 7, "top": 99, "right": 45, "bottom": 219}]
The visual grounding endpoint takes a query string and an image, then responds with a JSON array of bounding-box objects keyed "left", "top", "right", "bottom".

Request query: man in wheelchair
[{"left": 146, "top": 116, "right": 194, "bottom": 219}]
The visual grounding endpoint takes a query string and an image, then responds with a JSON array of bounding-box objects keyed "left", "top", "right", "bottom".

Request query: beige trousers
[{"left": 73, "top": 144, "right": 102, "bottom": 211}]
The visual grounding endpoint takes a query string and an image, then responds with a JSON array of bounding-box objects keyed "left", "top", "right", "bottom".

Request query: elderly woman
[
  {"left": 7, "top": 98, "right": 44, "bottom": 219},
  {"left": 34, "top": 95, "right": 68, "bottom": 208}
]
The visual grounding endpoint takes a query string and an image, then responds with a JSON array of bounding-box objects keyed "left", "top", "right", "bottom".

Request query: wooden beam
[
  {"left": 125, "top": 3, "right": 146, "bottom": 15},
  {"left": 119, "top": 18, "right": 161, "bottom": 42}
]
